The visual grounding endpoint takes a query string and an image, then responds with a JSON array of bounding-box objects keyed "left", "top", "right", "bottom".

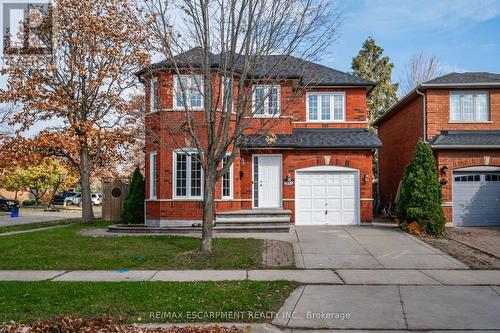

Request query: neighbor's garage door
[
  {"left": 295, "top": 170, "right": 359, "bottom": 225},
  {"left": 453, "top": 172, "right": 500, "bottom": 227}
]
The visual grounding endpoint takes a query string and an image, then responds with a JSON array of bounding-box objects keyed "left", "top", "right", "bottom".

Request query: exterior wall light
[
  {"left": 440, "top": 165, "right": 448, "bottom": 175},
  {"left": 284, "top": 173, "right": 294, "bottom": 185},
  {"left": 440, "top": 178, "right": 448, "bottom": 185},
  {"left": 363, "top": 174, "right": 369, "bottom": 183}
]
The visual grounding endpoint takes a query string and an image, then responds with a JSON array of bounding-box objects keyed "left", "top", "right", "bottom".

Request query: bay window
[
  {"left": 174, "top": 75, "right": 204, "bottom": 110},
  {"left": 221, "top": 156, "right": 233, "bottom": 199},
  {"left": 149, "top": 152, "right": 157, "bottom": 199},
  {"left": 174, "top": 151, "right": 203, "bottom": 198},
  {"left": 450, "top": 92, "right": 489, "bottom": 122},
  {"left": 150, "top": 78, "right": 158, "bottom": 112},
  {"left": 253, "top": 85, "right": 280, "bottom": 117},
  {"left": 307, "top": 93, "right": 345, "bottom": 121}
]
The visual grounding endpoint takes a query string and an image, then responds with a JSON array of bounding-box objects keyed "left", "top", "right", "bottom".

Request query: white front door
[
  {"left": 295, "top": 168, "right": 359, "bottom": 225},
  {"left": 255, "top": 155, "right": 281, "bottom": 208}
]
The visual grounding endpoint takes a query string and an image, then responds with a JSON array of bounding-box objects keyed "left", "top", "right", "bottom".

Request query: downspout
[{"left": 415, "top": 88, "right": 427, "bottom": 142}]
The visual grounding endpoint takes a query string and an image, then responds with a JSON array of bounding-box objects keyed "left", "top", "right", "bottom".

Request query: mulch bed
[{"left": 0, "top": 317, "right": 245, "bottom": 333}]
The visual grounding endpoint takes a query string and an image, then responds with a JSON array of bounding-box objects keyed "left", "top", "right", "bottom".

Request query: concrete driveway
[{"left": 292, "top": 225, "right": 467, "bottom": 269}]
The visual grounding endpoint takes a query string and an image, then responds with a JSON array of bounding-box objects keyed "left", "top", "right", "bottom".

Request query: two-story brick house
[
  {"left": 137, "top": 48, "right": 382, "bottom": 229},
  {"left": 375, "top": 72, "right": 500, "bottom": 227}
]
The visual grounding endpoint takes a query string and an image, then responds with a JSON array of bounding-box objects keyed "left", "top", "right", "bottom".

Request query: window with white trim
[
  {"left": 450, "top": 92, "right": 489, "bottom": 122},
  {"left": 149, "top": 152, "right": 157, "bottom": 198},
  {"left": 174, "top": 151, "right": 203, "bottom": 198},
  {"left": 174, "top": 75, "right": 204, "bottom": 110},
  {"left": 253, "top": 85, "right": 280, "bottom": 117},
  {"left": 150, "top": 78, "right": 158, "bottom": 112},
  {"left": 307, "top": 93, "right": 345, "bottom": 121},
  {"left": 221, "top": 156, "right": 233, "bottom": 199}
]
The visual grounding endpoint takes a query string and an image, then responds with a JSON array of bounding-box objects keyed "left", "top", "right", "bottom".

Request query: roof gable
[{"left": 374, "top": 71, "right": 500, "bottom": 127}]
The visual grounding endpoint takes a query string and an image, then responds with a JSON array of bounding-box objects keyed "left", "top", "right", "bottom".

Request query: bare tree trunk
[
  {"left": 201, "top": 165, "right": 216, "bottom": 252},
  {"left": 80, "top": 143, "right": 95, "bottom": 222}
]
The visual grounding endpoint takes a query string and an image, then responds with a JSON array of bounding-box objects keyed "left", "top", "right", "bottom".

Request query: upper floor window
[
  {"left": 150, "top": 78, "right": 158, "bottom": 112},
  {"left": 173, "top": 150, "right": 203, "bottom": 198},
  {"left": 253, "top": 85, "right": 280, "bottom": 117},
  {"left": 174, "top": 75, "right": 204, "bottom": 110},
  {"left": 307, "top": 93, "right": 345, "bottom": 121},
  {"left": 450, "top": 92, "right": 489, "bottom": 122}
]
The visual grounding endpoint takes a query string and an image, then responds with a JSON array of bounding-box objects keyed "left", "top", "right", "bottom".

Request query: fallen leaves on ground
[{"left": 0, "top": 316, "right": 245, "bottom": 333}]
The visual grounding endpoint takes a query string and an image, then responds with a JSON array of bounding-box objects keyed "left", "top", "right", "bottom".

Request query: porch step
[
  {"left": 216, "top": 209, "right": 292, "bottom": 219},
  {"left": 107, "top": 224, "right": 289, "bottom": 234},
  {"left": 215, "top": 209, "right": 291, "bottom": 232},
  {"left": 214, "top": 225, "right": 290, "bottom": 233}
]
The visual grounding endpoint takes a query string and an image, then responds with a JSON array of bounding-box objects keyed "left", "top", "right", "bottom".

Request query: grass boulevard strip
[{"left": 0, "top": 280, "right": 297, "bottom": 323}]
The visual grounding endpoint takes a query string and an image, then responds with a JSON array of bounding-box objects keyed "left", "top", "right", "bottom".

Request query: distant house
[
  {"left": 0, "top": 189, "right": 32, "bottom": 203},
  {"left": 374, "top": 72, "right": 500, "bottom": 227},
  {"left": 137, "top": 47, "right": 382, "bottom": 228}
]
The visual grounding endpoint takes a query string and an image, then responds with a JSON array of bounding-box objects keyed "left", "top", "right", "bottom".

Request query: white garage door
[
  {"left": 453, "top": 171, "right": 500, "bottom": 227},
  {"left": 295, "top": 167, "right": 359, "bottom": 225}
]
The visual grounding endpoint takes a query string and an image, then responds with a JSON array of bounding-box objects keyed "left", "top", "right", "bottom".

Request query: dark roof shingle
[
  {"left": 430, "top": 130, "right": 500, "bottom": 147},
  {"left": 138, "top": 47, "right": 374, "bottom": 87},
  {"left": 240, "top": 128, "right": 382, "bottom": 149},
  {"left": 423, "top": 72, "right": 500, "bottom": 85}
]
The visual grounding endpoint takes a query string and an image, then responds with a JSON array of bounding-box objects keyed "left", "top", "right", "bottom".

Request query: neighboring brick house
[
  {"left": 137, "top": 48, "right": 381, "bottom": 228},
  {"left": 374, "top": 72, "right": 500, "bottom": 227}
]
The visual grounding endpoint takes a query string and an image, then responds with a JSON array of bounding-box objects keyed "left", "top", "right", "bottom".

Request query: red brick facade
[
  {"left": 377, "top": 87, "right": 500, "bottom": 224},
  {"left": 144, "top": 71, "right": 376, "bottom": 225},
  {"left": 378, "top": 96, "right": 424, "bottom": 203}
]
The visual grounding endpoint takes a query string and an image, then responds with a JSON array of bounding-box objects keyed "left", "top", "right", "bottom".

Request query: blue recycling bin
[{"left": 10, "top": 206, "right": 19, "bottom": 218}]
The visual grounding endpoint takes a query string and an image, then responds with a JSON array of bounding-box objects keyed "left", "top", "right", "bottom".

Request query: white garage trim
[
  {"left": 295, "top": 165, "right": 360, "bottom": 225},
  {"left": 454, "top": 166, "right": 500, "bottom": 172}
]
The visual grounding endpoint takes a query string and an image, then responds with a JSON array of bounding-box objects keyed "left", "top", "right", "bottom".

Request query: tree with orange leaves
[{"left": 0, "top": 0, "right": 149, "bottom": 221}]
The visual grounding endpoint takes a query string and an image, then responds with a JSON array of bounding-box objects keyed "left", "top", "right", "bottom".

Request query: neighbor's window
[
  {"left": 307, "top": 93, "right": 345, "bottom": 121},
  {"left": 450, "top": 92, "right": 489, "bottom": 122},
  {"left": 174, "top": 75, "right": 204, "bottom": 110},
  {"left": 221, "top": 156, "right": 233, "bottom": 199},
  {"left": 150, "top": 78, "right": 158, "bottom": 112},
  {"left": 253, "top": 85, "right": 280, "bottom": 117},
  {"left": 174, "top": 151, "right": 203, "bottom": 198},
  {"left": 149, "top": 152, "right": 157, "bottom": 198}
]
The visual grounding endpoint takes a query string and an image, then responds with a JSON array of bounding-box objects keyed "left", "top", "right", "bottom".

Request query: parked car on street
[
  {"left": 64, "top": 193, "right": 81, "bottom": 206},
  {"left": 51, "top": 191, "right": 78, "bottom": 205},
  {"left": 91, "top": 192, "right": 102, "bottom": 206},
  {"left": 0, "top": 196, "right": 20, "bottom": 212}
]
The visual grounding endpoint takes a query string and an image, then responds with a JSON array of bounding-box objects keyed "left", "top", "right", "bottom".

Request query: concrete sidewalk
[
  {"left": 273, "top": 285, "right": 500, "bottom": 330},
  {"left": 1, "top": 269, "right": 499, "bottom": 285}
]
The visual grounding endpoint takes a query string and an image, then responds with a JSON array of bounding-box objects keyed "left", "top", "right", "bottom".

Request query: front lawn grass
[
  {"left": 0, "top": 218, "right": 80, "bottom": 234},
  {"left": 0, "top": 280, "right": 297, "bottom": 323},
  {"left": 0, "top": 221, "right": 264, "bottom": 270}
]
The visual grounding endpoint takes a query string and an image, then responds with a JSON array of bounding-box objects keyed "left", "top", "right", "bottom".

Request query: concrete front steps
[
  {"left": 214, "top": 209, "right": 291, "bottom": 233},
  {"left": 107, "top": 209, "right": 291, "bottom": 234}
]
